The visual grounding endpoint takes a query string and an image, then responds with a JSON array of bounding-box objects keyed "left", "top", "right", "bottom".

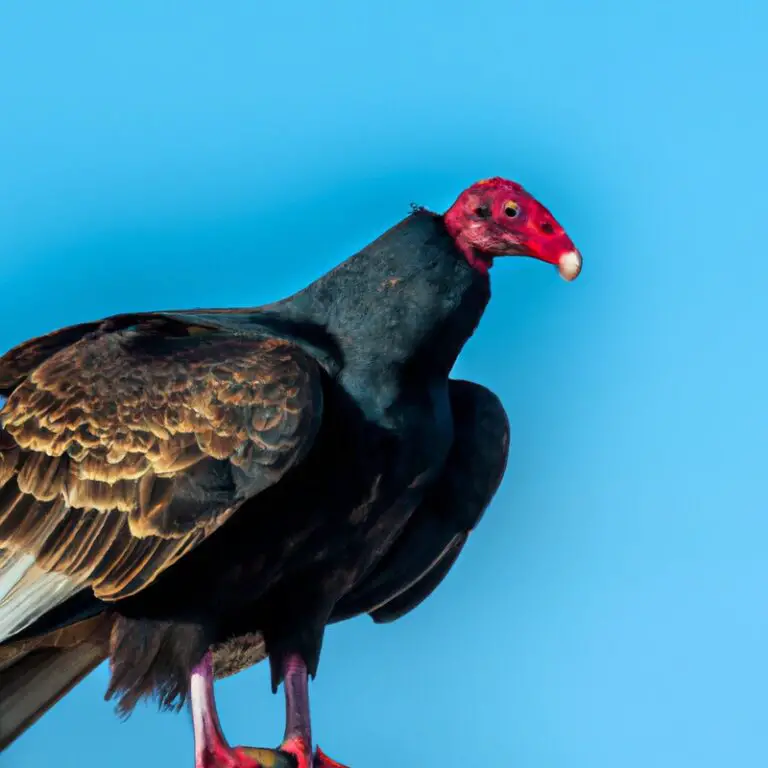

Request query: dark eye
[
  {"left": 474, "top": 204, "right": 491, "bottom": 218},
  {"left": 503, "top": 201, "right": 520, "bottom": 218},
  {"left": 539, "top": 221, "right": 554, "bottom": 234}
]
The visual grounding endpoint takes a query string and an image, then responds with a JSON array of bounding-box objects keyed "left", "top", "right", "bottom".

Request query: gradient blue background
[{"left": 1, "top": 1, "right": 765, "bottom": 766}]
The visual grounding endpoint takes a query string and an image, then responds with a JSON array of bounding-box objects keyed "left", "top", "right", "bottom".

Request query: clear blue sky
[{"left": 1, "top": 2, "right": 766, "bottom": 766}]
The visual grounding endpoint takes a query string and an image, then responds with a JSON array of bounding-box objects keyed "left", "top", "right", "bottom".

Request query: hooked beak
[
  {"left": 557, "top": 250, "right": 582, "bottom": 281},
  {"left": 512, "top": 236, "right": 582, "bottom": 282}
]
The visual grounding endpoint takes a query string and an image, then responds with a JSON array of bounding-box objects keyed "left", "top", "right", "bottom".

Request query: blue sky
[{"left": 1, "top": 1, "right": 766, "bottom": 766}]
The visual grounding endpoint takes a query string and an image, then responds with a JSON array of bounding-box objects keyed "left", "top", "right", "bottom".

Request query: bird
[{"left": 0, "top": 177, "right": 581, "bottom": 768}]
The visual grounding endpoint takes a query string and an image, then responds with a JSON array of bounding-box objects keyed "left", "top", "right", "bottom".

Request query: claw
[
  {"left": 275, "top": 737, "right": 349, "bottom": 768},
  {"left": 314, "top": 746, "right": 350, "bottom": 768}
]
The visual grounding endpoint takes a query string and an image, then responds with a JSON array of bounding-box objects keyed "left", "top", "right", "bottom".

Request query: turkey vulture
[{"left": 0, "top": 177, "right": 581, "bottom": 767}]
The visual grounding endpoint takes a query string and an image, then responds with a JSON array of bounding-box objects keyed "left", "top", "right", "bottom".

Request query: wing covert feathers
[{"left": 0, "top": 324, "right": 323, "bottom": 635}]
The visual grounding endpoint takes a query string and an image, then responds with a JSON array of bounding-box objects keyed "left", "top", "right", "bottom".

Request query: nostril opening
[{"left": 539, "top": 221, "right": 554, "bottom": 235}]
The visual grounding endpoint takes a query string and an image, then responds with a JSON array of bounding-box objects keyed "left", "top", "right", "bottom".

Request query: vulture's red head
[{"left": 443, "top": 177, "right": 582, "bottom": 281}]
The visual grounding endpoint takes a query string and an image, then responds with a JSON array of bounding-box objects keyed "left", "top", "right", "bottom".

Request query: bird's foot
[
  {"left": 266, "top": 736, "right": 349, "bottom": 768},
  {"left": 196, "top": 743, "right": 287, "bottom": 768},
  {"left": 313, "top": 746, "right": 349, "bottom": 768},
  {"left": 203, "top": 739, "right": 346, "bottom": 768},
  {"left": 189, "top": 653, "right": 347, "bottom": 768}
]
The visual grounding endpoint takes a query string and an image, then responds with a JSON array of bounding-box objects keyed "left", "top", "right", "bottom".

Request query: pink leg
[
  {"left": 279, "top": 654, "right": 348, "bottom": 768},
  {"left": 189, "top": 652, "right": 348, "bottom": 768},
  {"left": 191, "top": 654, "right": 255, "bottom": 768}
]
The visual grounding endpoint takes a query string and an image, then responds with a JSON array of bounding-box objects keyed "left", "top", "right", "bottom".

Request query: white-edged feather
[
  {"left": 0, "top": 554, "right": 36, "bottom": 602},
  {"left": 0, "top": 551, "right": 83, "bottom": 643}
]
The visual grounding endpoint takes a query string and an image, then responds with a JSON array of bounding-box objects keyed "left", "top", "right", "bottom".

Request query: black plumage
[{"left": 0, "top": 177, "right": 580, "bottom": 765}]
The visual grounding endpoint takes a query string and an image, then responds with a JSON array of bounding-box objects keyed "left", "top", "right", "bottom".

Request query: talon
[{"left": 314, "top": 746, "right": 350, "bottom": 768}]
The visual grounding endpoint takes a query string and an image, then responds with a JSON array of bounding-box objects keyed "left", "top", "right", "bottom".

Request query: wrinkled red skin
[{"left": 443, "top": 176, "right": 578, "bottom": 275}]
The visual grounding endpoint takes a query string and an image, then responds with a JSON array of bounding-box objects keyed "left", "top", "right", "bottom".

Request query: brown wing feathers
[{"left": 0, "top": 325, "right": 322, "bottom": 615}]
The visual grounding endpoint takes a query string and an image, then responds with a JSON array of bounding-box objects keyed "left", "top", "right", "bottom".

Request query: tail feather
[
  {"left": 0, "top": 643, "right": 107, "bottom": 751},
  {"left": 0, "top": 617, "right": 110, "bottom": 752}
]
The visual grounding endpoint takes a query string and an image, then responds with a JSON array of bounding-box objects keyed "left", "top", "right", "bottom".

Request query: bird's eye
[
  {"left": 503, "top": 201, "right": 520, "bottom": 218},
  {"left": 474, "top": 205, "right": 491, "bottom": 218}
]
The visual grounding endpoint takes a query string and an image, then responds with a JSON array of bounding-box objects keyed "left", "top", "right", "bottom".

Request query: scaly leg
[
  {"left": 190, "top": 653, "right": 277, "bottom": 768},
  {"left": 278, "top": 653, "right": 348, "bottom": 768},
  {"left": 189, "top": 652, "right": 348, "bottom": 768}
]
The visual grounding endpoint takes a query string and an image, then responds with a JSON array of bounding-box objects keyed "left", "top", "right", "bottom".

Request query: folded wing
[
  {"left": 331, "top": 379, "right": 510, "bottom": 624},
  {"left": 0, "top": 317, "right": 323, "bottom": 641}
]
